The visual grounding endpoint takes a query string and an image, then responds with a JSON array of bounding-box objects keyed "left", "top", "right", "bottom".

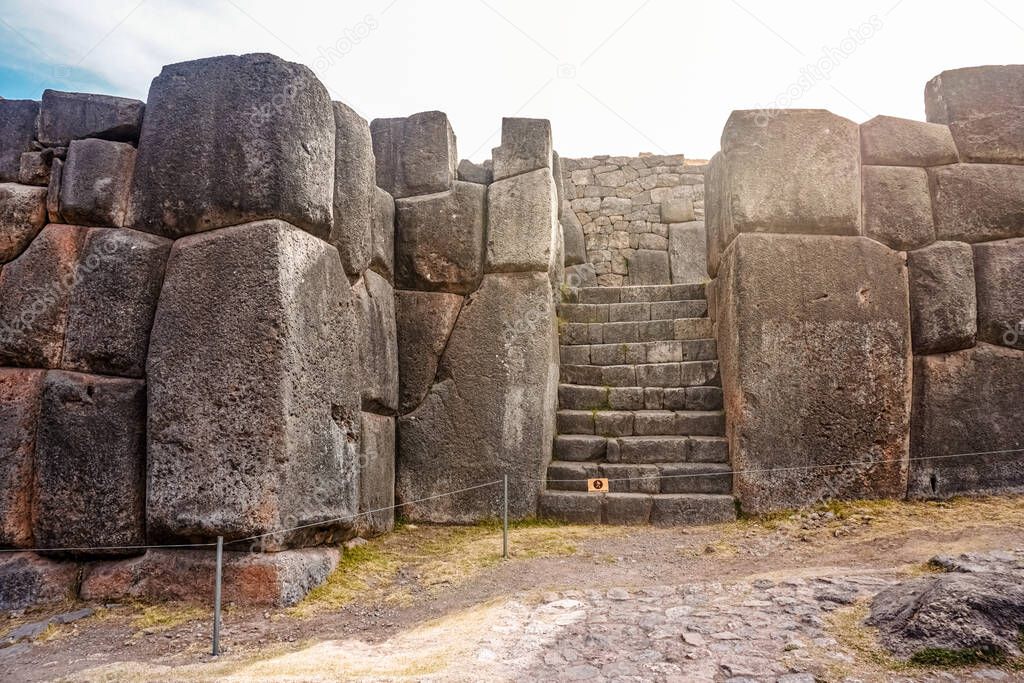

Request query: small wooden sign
[{"left": 587, "top": 478, "right": 609, "bottom": 493}]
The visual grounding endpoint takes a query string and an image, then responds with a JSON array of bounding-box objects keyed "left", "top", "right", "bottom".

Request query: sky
[{"left": 0, "top": 0, "right": 1021, "bottom": 161}]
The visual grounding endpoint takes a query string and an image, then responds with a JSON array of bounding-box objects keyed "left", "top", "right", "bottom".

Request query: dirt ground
[{"left": 2, "top": 495, "right": 1024, "bottom": 682}]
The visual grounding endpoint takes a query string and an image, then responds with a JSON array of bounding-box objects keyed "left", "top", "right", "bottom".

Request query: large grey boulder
[
  {"left": 930, "top": 163, "right": 1024, "bottom": 243},
  {"left": 457, "top": 158, "right": 492, "bottom": 185},
  {"left": 973, "top": 238, "right": 1024, "bottom": 347},
  {"left": 721, "top": 110, "right": 860, "bottom": 236},
  {"left": 669, "top": 221, "right": 708, "bottom": 284},
  {"left": 860, "top": 115, "right": 958, "bottom": 167},
  {"left": 718, "top": 233, "right": 911, "bottom": 514},
  {"left": 18, "top": 151, "right": 50, "bottom": 186},
  {"left": 862, "top": 165, "right": 935, "bottom": 251},
  {"left": 626, "top": 249, "right": 670, "bottom": 285},
  {"left": 0, "top": 182, "right": 47, "bottom": 263},
  {"left": 357, "top": 412, "right": 395, "bottom": 536},
  {"left": 0, "top": 224, "right": 86, "bottom": 368},
  {"left": 661, "top": 198, "right": 695, "bottom": 223},
  {"left": 59, "top": 138, "right": 135, "bottom": 227},
  {"left": 352, "top": 270, "right": 399, "bottom": 413},
  {"left": 909, "top": 343, "right": 1024, "bottom": 498},
  {"left": 486, "top": 168, "right": 557, "bottom": 273},
  {"left": 397, "top": 272, "right": 558, "bottom": 521},
  {"left": 46, "top": 158, "right": 63, "bottom": 223},
  {"left": 127, "top": 53, "right": 335, "bottom": 239},
  {"left": 0, "top": 100, "right": 39, "bottom": 182},
  {"left": 907, "top": 241, "right": 976, "bottom": 355},
  {"left": 332, "top": 101, "right": 373, "bottom": 275},
  {"left": 369, "top": 186, "right": 395, "bottom": 281},
  {"left": 925, "top": 65, "right": 1024, "bottom": 164},
  {"left": 704, "top": 152, "right": 726, "bottom": 277},
  {"left": 394, "top": 180, "right": 486, "bottom": 294},
  {"left": 371, "top": 111, "right": 456, "bottom": 199},
  {"left": 37, "top": 89, "right": 144, "bottom": 146},
  {"left": 491, "top": 117, "right": 552, "bottom": 181},
  {"left": 394, "top": 289, "right": 463, "bottom": 414},
  {"left": 147, "top": 220, "right": 361, "bottom": 547},
  {"left": 62, "top": 227, "right": 171, "bottom": 378},
  {"left": 33, "top": 371, "right": 146, "bottom": 556},
  {"left": 561, "top": 201, "right": 586, "bottom": 267},
  {"left": 0, "top": 369, "right": 43, "bottom": 548}
]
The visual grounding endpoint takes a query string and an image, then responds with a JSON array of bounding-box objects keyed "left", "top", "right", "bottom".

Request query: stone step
[
  {"left": 567, "top": 283, "right": 706, "bottom": 304},
  {"left": 553, "top": 434, "right": 729, "bottom": 464},
  {"left": 560, "top": 318, "right": 713, "bottom": 345},
  {"left": 559, "top": 339, "right": 717, "bottom": 366},
  {"left": 559, "top": 360, "right": 720, "bottom": 388},
  {"left": 557, "top": 409, "right": 725, "bottom": 437},
  {"left": 546, "top": 461, "right": 733, "bottom": 495},
  {"left": 558, "top": 300, "right": 708, "bottom": 323},
  {"left": 538, "top": 491, "right": 736, "bottom": 526},
  {"left": 557, "top": 384, "right": 723, "bottom": 411}
]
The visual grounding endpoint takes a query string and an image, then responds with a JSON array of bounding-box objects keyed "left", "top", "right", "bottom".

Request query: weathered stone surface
[
  {"left": 925, "top": 65, "right": 1024, "bottom": 164},
  {"left": 718, "top": 233, "right": 911, "bottom": 514},
  {"left": 0, "top": 369, "right": 43, "bottom": 548},
  {"left": 369, "top": 186, "right": 395, "bottom": 281},
  {"left": 552, "top": 151, "right": 564, "bottom": 212},
  {"left": 869, "top": 551, "right": 1024, "bottom": 659},
  {"left": 564, "top": 262, "right": 597, "bottom": 288},
  {"left": 357, "top": 412, "right": 395, "bottom": 536},
  {"left": 0, "top": 553, "right": 79, "bottom": 610},
  {"left": 62, "top": 227, "right": 171, "bottom": 377},
  {"left": 0, "top": 224, "right": 86, "bottom": 368},
  {"left": 907, "top": 241, "right": 976, "bottom": 354},
  {"left": 394, "top": 180, "right": 486, "bottom": 293},
  {"left": 862, "top": 165, "right": 934, "bottom": 251},
  {"left": 626, "top": 249, "right": 670, "bottom": 285},
  {"left": 860, "top": 115, "right": 958, "bottom": 167},
  {"left": 371, "top": 111, "right": 456, "bottom": 198},
  {"left": 353, "top": 270, "right": 399, "bottom": 413},
  {"left": 147, "top": 220, "right": 361, "bottom": 547},
  {"left": 59, "top": 138, "right": 135, "bottom": 227},
  {"left": 18, "top": 152, "right": 50, "bottom": 186},
  {"left": 704, "top": 152, "right": 726, "bottom": 278},
  {"left": 930, "top": 163, "right": 1024, "bottom": 243},
  {"left": 80, "top": 547, "right": 339, "bottom": 607},
  {"left": 973, "top": 238, "right": 1024, "bottom": 347},
  {"left": 0, "top": 100, "right": 39, "bottom": 182},
  {"left": 562, "top": 201, "right": 586, "bottom": 267},
  {"left": 661, "top": 198, "right": 695, "bottom": 223},
  {"left": 397, "top": 272, "right": 558, "bottom": 521},
  {"left": 487, "top": 168, "right": 558, "bottom": 273},
  {"left": 395, "top": 289, "right": 462, "bottom": 414},
  {"left": 910, "top": 344, "right": 1024, "bottom": 498},
  {"left": 721, "top": 110, "right": 860, "bottom": 235},
  {"left": 332, "top": 101, "right": 373, "bottom": 275},
  {"left": 0, "top": 182, "right": 47, "bottom": 263},
  {"left": 492, "top": 117, "right": 552, "bottom": 181},
  {"left": 46, "top": 157, "right": 63, "bottom": 223},
  {"left": 33, "top": 371, "right": 146, "bottom": 555},
  {"left": 127, "top": 53, "right": 334, "bottom": 239},
  {"left": 669, "top": 221, "right": 707, "bottom": 284},
  {"left": 37, "top": 89, "right": 144, "bottom": 146},
  {"left": 457, "top": 158, "right": 492, "bottom": 184}
]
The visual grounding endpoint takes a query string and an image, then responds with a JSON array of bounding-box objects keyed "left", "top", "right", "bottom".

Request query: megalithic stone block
[
  {"left": 46, "top": 158, "right": 63, "bottom": 224},
  {"left": 561, "top": 201, "right": 586, "bottom": 267},
  {"left": 669, "top": 221, "right": 708, "bottom": 284},
  {"left": 862, "top": 165, "right": 935, "bottom": 251},
  {"left": 394, "top": 289, "right": 463, "bottom": 414},
  {"left": 357, "top": 412, "right": 395, "bottom": 536},
  {"left": 0, "top": 182, "right": 47, "bottom": 264},
  {"left": 721, "top": 110, "right": 861, "bottom": 236},
  {"left": 59, "top": 139, "right": 136, "bottom": 227},
  {"left": 0, "top": 100, "right": 39, "bottom": 182},
  {"left": 397, "top": 272, "right": 558, "bottom": 522},
  {"left": 394, "top": 180, "right": 486, "bottom": 293},
  {"left": 33, "top": 371, "right": 146, "bottom": 556},
  {"left": 0, "top": 369, "right": 44, "bottom": 548},
  {"left": 370, "top": 111, "right": 457, "bottom": 199},
  {"left": 907, "top": 241, "right": 977, "bottom": 355},
  {"left": 491, "top": 117, "right": 552, "bottom": 181},
  {"left": 62, "top": 227, "right": 172, "bottom": 378},
  {"left": 925, "top": 65, "right": 1024, "bottom": 164},
  {"left": 930, "top": 163, "right": 1024, "bottom": 243},
  {"left": 704, "top": 152, "right": 727, "bottom": 278},
  {"left": 369, "top": 186, "right": 395, "bottom": 281},
  {"left": 127, "top": 53, "right": 335, "bottom": 239},
  {"left": 332, "top": 101, "right": 373, "bottom": 275},
  {"left": 0, "top": 224, "right": 87, "bottom": 368},
  {"left": 626, "top": 249, "right": 670, "bottom": 285},
  {"left": 147, "top": 219, "right": 361, "bottom": 548},
  {"left": 456, "top": 159, "right": 492, "bottom": 185},
  {"left": 352, "top": 270, "right": 399, "bottom": 414},
  {"left": 486, "top": 168, "right": 558, "bottom": 273},
  {"left": 37, "top": 89, "right": 144, "bottom": 146},
  {"left": 973, "top": 237, "right": 1024, "bottom": 348},
  {"left": 0, "top": 553, "right": 79, "bottom": 610},
  {"left": 860, "top": 115, "right": 958, "bottom": 167}
]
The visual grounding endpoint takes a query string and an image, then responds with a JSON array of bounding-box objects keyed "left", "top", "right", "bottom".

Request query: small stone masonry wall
[
  {"left": 561, "top": 154, "right": 706, "bottom": 287},
  {"left": 707, "top": 65, "right": 1024, "bottom": 514}
]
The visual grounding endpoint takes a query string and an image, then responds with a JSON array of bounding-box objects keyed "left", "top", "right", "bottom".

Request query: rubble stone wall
[{"left": 707, "top": 65, "right": 1024, "bottom": 514}]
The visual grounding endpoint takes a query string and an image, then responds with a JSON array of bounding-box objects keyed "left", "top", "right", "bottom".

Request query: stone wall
[
  {"left": 560, "top": 154, "right": 707, "bottom": 287},
  {"left": 707, "top": 66, "right": 1024, "bottom": 514}
]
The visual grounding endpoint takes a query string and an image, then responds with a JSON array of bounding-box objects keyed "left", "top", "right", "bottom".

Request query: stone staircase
[{"left": 539, "top": 283, "right": 736, "bottom": 525}]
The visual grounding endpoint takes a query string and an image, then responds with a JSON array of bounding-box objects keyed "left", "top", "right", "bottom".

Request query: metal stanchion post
[
  {"left": 502, "top": 475, "right": 509, "bottom": 560},
  {"left": 212, "top": 535, "right": 223, "bottom": 656}
]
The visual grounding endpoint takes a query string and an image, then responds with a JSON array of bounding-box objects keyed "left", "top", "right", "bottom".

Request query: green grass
[{"left": 909, "top": 647, "right": 1007, "bottom": 667}]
